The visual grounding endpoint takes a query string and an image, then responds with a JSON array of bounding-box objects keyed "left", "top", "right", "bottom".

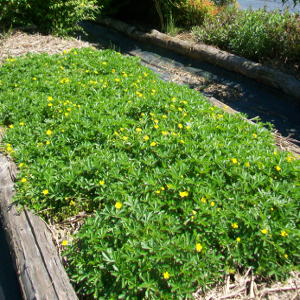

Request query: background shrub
[
  {"left": 192, "top": 7, "right": 300, "bottom": 62},
  {"left": 98, "top": 0, "right": 225, "bottom": 31},
  {"left": 0, "top": 0, "right": 100, "bottom": 36}
]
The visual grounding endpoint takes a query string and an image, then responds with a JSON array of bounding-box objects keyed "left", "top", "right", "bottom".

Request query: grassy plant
[
  {"left": 165, "top": 13, "right": 181, "bottom": 36},
  {"left": 1, "top": 48, "right": 300, "bottom": 299},
  {"left": 192, "top": 7, "right": 300, "bottom": 62}
]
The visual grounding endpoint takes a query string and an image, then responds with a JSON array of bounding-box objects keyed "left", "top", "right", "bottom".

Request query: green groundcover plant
[{"left": 1, "top": 48, "right": 300, "bottom": 299}]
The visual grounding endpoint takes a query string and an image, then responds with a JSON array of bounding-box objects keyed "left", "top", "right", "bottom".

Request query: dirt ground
[{"left": 1, "top": 29, "right": 300, "bottom": 300}]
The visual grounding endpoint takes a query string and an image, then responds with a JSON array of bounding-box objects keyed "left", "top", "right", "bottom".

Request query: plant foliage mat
[{"left": 0, "top": 47, "right": 300, "bottom": 299}]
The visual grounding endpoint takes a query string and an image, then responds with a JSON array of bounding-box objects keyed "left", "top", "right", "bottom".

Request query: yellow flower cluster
[
  {"left": 196, "top": 243, "right": 203, "bottom": 252},
  {"left": 179, "top": 191, "right": 188, "bottom": 198}
]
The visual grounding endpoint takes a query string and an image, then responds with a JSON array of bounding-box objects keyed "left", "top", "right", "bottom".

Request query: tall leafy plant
[{"left": 0, "top": 0, "right": 101, "bottom": 36}]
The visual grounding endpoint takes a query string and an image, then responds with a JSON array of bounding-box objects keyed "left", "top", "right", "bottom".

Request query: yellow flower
[
  {"left": 48, "top": 103, "right": 53, "bottom": 107},
  {"left": 21, "top": 178, "right": 27, "bottom": 183},
  {"left": 281, "top": 230, "right": 288, "bottom": 237},
  {"left": 69, "top": 200, "right": 75, "bottom": 206},
  {"left": 232, "top": 158, "right": 238, "bottom": 164},
  {"left": 186, "top": 126, "right": 191, "bottom": 129},
  {"left": 286, "top": 157, "right": 292, "bottom": 162},
  {"left": 154, "top": 125, "right": 159, "bottom": 129},
  {"left": 253, "top": 133, "right": 257, "bottom": 138},
  {"left": 178, "top": 107, "right": 182, "bottom": 111},
  {"left": 43, "top": 189, "right": 49, "bottom": 195},
  {"left": 284, "top": 254, "right": 288, "bottom": 258},
  {"left": 46, "top": 130, "right": 52, "bottom": 135},
  {"left": 19, "top": 122, "right": 24, "bottom": 126},
  {"left": 144, "top": 135, "right": 149, "bottom": 141},
  {"left": 274, "top": 151, "right": 277, "bottom": 155},
  {"left": 167, "top": 184, "right": 172, "bottom": 189},
  {"left": 172, "top": 97, "right": 176, "bottom": 101},
  {"left": 179, "top": 191, "right": 188, "bottom": 198},
  {"left": 156, "top": 190, "right": 160, "bottom": 194},
  {"left": 180, "top": 140, "right": 185, "bottom": 144},
  {"left": 224, "top": 106, "right": 228, "bottom": 109},
  {"left": 201, "top": 197, "right": 207, "bottom": 204},
  {"left": 123, "top": 136, "right": 128, "bottom": 140},
  {"left": 19, "top": 163, "right": 24, "bottom": 167},
  {"left": 163, "top": 271, "right": 170, "bottom": 279},
  {"left": 136, "top": 128, "right": 142, "bottom": 132},
  {"left": 162, "top": 131, "right": 168, "bottom": 135},
  {"left": 114, "top": 131, "right": 119, "bottom": 135},
  {"left": 211, "top": 201, "right": 215, "bottom": 207},
  {"left": 192, "top": 211, "right": 197, "bottom": 215},
  {"left": 62, "top": 240, "right": 68, "bottom": 246},
  {"left": 99, "top": 180, "right": 104, "bottom": 185},
  {"left": 178, "top": 124, "right": 183, "bottom": 129},
  {"left": 85, "top": 70, "right": 89, "bottom": 73},
  {"left": 46, "top": 141, "right": 50, "bottom": 145},
  {"left": 94, "top": 70, "right": 98, "bottom": 74},
  {"left": 161, "top": 187, "right": 165, "bottom": 191},
  {"left": 150, "top": 113, "right": 154, "bottom": 116},
  {"left": 271, "top": 207, "right": 274, "bottom": 211},
  {"left": 196, "top": 243, "right": 203, "bottom": 252},
  {"left": 150, "top": 142, "right": 157, "bottom": 147},
  {"left": 115, "top": 202, "right": 122, "bottom": 209},
  {"left": 236, "top": 237, "right": 241, "bottom": 242},
  {"left": 245, "top": 162, "right": 250, "bottom": 167},
  {"left": 154, "top": 119, "right": 159, "bottom": 124},
  {"left": 162, "top": 115, "right": 167, "bottom": 119},
  {"left": 115, "top": 78, "right": 120, "bottom": 82},
  {"left": 65, "top": 113, "right": 69, "bottom": 116},
  {"left": 9, "top": 125, "right": 13, "bottom": 128},
  {"left": 276, "top": 166, "right": 281, "bottom": 171},
  {"left": 232, "top": 223, "right": 238, "bottom": 229},
  {"left": 210, "top": 107, "right": 214, "bottom": 111},
  {"left": 261, "top": 229, "right": 268, "bottom": 235}
]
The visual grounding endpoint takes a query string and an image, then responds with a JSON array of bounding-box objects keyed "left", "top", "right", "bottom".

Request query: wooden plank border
[
  {"left": 91, "top": 16, "right": 300, "bottom": 101},
  {"left": 0, "top": 133, "right": 78, "bottom": 300}
]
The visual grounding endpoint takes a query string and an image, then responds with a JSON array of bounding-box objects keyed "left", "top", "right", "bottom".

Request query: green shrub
[
  {"left": 98, "top": 0, "right": 224, "bottom": 31},
  {"left": 1, "top": 48, "right": 300, "bottom": 299},
  {"left": 0, "top": 0, "right": 100, "bottom": 36},
  {"left": 192, "top": 7, "right": 300, "bottom": 62}
]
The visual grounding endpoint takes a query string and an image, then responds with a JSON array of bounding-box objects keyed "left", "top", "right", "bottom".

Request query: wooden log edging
[
  {"left": 0, "top": 153, "right": 78, "bottom": 300},
  {"left": 92, "top": 15, "right": 300, "bottom": 101}
]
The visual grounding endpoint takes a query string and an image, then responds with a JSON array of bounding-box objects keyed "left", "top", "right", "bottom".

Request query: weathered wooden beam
[
  {"left": 91, "top": 16, "right": 300, "bottom": 101},
  {"left": 0, "top": 137, "right": 78, "bottom": 300}
]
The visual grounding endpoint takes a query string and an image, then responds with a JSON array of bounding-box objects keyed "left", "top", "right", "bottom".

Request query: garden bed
[{"left": 1, "top": 29, "right": 300, "bottom": 300}]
